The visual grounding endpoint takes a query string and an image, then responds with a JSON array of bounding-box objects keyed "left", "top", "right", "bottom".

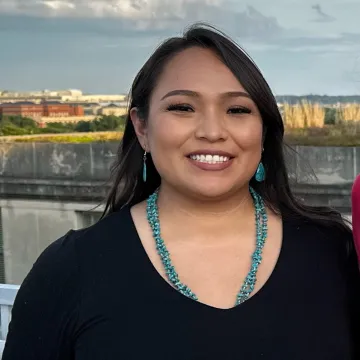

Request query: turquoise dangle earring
[
  {"left": 142, "top": 150, "right": 147, "bottom": 182},
  {"left": 255, "top": 162, "right": 265, "bottom": 182},
  {"left": 255, "top": 148, "right": 265, "bottom": 182}
]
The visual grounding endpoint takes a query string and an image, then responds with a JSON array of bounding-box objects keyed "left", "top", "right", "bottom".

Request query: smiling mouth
[{"left": 188, "top": 154, "right": 233, "bottom": 164}]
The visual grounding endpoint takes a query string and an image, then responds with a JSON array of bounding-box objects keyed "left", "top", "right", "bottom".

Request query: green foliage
[
  {"left": 0, "top": 114, "right": 126, "bottom": 136},
  {"left": 3, "top": 115, "right": 37, "bottom": 128},
  {"left": 74, "top": 115, "right": 125, "bottom": 132},
  {"left": 0, "top": 123, "right": 29, "bottom": 136},
  {"left": 0, "top": 115, "right": 39, "bottom": 135},
  {"left": 41, "top": 122, "right": 77, "bottom": 134},
  {"left": 324, "top": 107, "right": 336, "bottom": 125},
  {"left": 74, "top": 121, "right": 94, "bottom": 132},
  {"left": 276, "top": 95, "right": 360, "bottom": 105}
]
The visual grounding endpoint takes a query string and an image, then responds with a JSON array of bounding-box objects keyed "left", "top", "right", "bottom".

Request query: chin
[{"left": 186, "top": 182, "right": 240, "bottom": 201}]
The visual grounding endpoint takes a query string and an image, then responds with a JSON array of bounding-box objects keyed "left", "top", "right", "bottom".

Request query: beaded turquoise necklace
[{"left": 146, "top": 187, "right": 268, "bottom": 306}]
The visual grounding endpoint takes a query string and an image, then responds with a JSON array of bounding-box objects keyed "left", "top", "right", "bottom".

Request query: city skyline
[{"left": 1, "top": 0, "right": 360, "bottom": 95}]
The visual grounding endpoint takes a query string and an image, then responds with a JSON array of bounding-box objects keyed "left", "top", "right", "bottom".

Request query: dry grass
[
  {"left": 335, "top": 103, "right": 360, "bottom": 124},
  {"left": 0, "top": 131, "right": 123, "bottom": 143},
  {"left": 285, "top": 122, "right": 360, "bottom": 146},
  {"left": 282, "top": 101, "right": 325, "bottom": 128}
]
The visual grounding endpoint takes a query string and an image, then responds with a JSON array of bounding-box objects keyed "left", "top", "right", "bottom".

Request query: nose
[{"left": 194, "top": 109, "right": 228, "bottom": 142}]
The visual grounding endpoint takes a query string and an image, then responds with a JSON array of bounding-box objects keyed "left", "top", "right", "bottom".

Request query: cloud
[
  {"left": 311, "top": 4, "right": 336, "bottom": 22},
  {"left": 3, "top": 0, "right": 359, "bottom": 57},
  {"left": 0, "top": 2, "right": 283, "bottom": 40},
  {"left": 41, "top": 1, "right": 76, "bottom": 11},
  {"left": 256, "top": 31, "right": 360, "bottom": 55},
  {"left": 0, "top": 0, "right": 224, "bottom": 19}
]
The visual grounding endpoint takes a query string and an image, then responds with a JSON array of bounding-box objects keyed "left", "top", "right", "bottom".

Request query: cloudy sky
[{"left": 0, "top": 0, "right": 360, "bottom": 95}]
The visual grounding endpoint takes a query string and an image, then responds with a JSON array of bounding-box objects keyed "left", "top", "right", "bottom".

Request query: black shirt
[{"left": 3, "top": 207, "right": 360, "bottom": 359}]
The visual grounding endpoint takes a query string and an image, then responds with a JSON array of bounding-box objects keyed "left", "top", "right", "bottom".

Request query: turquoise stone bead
[{"left": 146, "top": 186, "right": 268, "bottom": 306}]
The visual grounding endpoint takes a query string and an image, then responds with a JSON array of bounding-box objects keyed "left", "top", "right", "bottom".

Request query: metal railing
[{"left": 0, "top": 284, "right": 19, "bottom": 356}]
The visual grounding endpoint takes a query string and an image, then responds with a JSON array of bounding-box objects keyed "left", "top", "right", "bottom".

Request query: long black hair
[{"left": 102, "top": 23, "right": 350, "bottom": 233}]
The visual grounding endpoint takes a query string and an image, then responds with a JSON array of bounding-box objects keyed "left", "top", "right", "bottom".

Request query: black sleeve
[
  {"left": 346, "top": 234, "right": 360, "bottom": 358},
  {"left": 2, "top": 230, "right": 81, "bottom": 360}
]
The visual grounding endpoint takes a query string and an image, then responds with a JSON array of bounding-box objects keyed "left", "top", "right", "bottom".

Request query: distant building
[
  {"left": 74, "top": 102, "right": 101, "bottom": 115},
  {"left": 98, "top": 103, "right": 127, "bottom": 117},
  {"left": 0, "top": 102, "right": 43, "bottom": 120},
  {"left": 62, "top": 94, "right": 127, "bottom": 104},
  {"left": 0, "top": 89, "right": 127, "bottom": 104},
  {"left": 42, "top": 102, "right": 84, "bottom": 117},
  {"left": 0, "top": 102, "right": 84, "bottom": 120}
]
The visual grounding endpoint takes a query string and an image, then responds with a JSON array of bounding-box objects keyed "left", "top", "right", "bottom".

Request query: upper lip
[{"left": 187, "top": 150, "right": 235, "bottom": 158}]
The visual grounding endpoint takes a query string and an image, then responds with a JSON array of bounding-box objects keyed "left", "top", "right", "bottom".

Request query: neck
[{"left": 156, "top": 183, "right": 255, "bottom": 229}]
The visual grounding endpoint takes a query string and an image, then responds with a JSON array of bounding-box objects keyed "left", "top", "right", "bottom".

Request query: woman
[
  {"left": 352, "top": 174, "right": 360, "bottom": 260},
  {"left": 3, "top": 24, "right": 359, "bottom": 359}
]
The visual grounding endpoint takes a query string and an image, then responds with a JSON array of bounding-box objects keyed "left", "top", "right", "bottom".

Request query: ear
[{"left": 130, "top": 107, "right": 148, "bottom": 151}]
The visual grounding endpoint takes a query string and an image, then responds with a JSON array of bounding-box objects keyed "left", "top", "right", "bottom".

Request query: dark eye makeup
[
  {"left": 227, "top": 106, "right": 252, "bottom": 114},
  {"left": 166, "top": 103, "right": 194, "bottom": 112},
  {"left": 166, "top": 103, "right": 252, "bottom": 114}
]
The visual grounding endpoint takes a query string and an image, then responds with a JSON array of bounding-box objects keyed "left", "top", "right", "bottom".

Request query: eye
[
  {"left": 227, "top": 106, "right": 251, "bottom": 115},
  {"left": 166, "top": 103, "right": 194, "bottom": 112}
]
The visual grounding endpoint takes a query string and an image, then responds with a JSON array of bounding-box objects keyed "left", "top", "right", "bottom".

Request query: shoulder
[
  {"left": 282, "top": 214, "right": 360, "bottom": 286},
  {"left": 69, "top": 206, "right": 136, "bottom": 253},
  {"left": 27, "top": 206, "right": 136, "bottom": 283},
  {"left": 283, "top": 213, "right": 354, "bottom": 259}
]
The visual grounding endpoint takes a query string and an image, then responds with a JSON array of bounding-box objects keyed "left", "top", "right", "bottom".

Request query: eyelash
[
  {"left": 166, "top": 103, "right": 194, "bottom": 112},
  {"left": 228, "top": 106, "right": 251, "bottom": 115},
  {"left": 166, "top": 103, "right": 252, "bottom": 114}
]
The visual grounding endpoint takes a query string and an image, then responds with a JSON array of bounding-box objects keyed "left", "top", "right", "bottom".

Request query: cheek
[
  {"left": 233, "top": 121, "right": 263, "bottom": 150},
  {"left": 146, "top": 118, "right": 188, "bottom": 178},
  {"left": 147, "top": 117, "right": 183, "bottom": 156}
]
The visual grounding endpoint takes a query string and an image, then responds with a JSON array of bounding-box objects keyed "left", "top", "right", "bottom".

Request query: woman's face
[{"left": 132, "top": 46, "right": 264, "bottom": 200}]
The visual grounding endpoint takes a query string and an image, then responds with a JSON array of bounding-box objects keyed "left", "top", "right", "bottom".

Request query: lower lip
[{"left": 187, "top": 157, "right": 234, "bottom": 171}]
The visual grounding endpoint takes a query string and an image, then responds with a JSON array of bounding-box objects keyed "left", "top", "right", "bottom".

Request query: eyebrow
[{"left": 160, "top": 89, "right": 251, "bottom": 100}]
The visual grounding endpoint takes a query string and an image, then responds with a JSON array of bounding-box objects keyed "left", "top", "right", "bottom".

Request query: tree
[{"left": 75, "top": 121, "right": 95, "bottom": 132}]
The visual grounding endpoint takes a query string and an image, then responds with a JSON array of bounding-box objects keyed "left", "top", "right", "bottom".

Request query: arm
[{"left": 2, "top": 231, "right": 81, "bottom": 360}]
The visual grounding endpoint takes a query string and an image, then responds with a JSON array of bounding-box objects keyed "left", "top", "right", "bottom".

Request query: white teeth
[{"left": 189, "top": 154, "right": 230, "bottom": 164}]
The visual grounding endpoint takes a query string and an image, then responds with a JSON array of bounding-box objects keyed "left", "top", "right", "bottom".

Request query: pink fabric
[{"left": 351, "top": 174, "right": 360, "bottom": 260}]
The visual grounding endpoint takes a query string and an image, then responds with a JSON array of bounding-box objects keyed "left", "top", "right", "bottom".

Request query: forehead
[{"left": 153, "top": 47, "right": 247, "bottom": 97}]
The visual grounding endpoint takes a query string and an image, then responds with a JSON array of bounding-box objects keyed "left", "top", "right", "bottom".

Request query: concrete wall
[
  {"left": 0, "top": 142, "right": 358, "bottom": 284},
  {"left": 0, "top": 142, "right": 117, "bottom": 181},
  {"left": 0, "top": 199, "right": 102, "bottom": 284},
  {"left": 0, "top": 142, "right": 117, "bottom": 202},
  {"left": 0, "top": 142, "right": 118, "bottom": 284},
  {"left": 0, "top": 143, "right": 359, "bottom": 185}
]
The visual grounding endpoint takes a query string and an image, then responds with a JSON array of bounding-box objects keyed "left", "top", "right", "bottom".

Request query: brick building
[
  {"left": 42, "top": 102, "right": 84, "bottom": 117},
  {"left": 0, "top": 102, "right": 84, "bottom": 120},
  {"left": 0, "top": 102, "right": 43, "bottom": 120}
]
